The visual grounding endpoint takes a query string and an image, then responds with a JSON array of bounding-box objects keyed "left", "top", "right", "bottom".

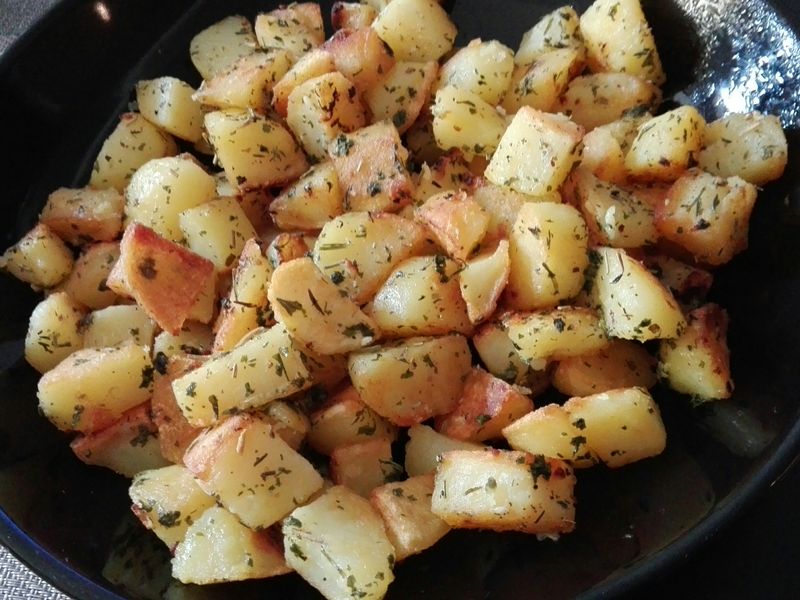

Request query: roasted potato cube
[
  {"left": 437, "top": 39, "right": 514, "bottom": 105},
  {"left": 1, "top": 223, "right": 73, "bottom": 289},
  {"left": 562, "top": 386, "right": 666, "bottom": 467},
  {"left": 324, "top": 27, "right": 396, "bottom": 95},
  {"left": 414, "top": 190, "right": 489, "bottom": 261},
  {"left": 283, "top": 486, "right": 395, "bottom": 600},
  {"left": 502, "top": 404, "right": 592, "bottom": 465},
  {"left": 515, "top": 6, "right": 584, "bottom": 65},
  {"left": 432, "top": 450, "right": 576, "bottom": 534},
  {"left": 184, "top": 272, "right": 218, "bottom": 325},
  {"left": 579, "top": 125, "right": 628, "bottom": 185},
  {"left": 82, "top": 305, "right": 156, "bottom": 349},
  {"left": 331, "top": 438, "right": 403, "bottom": 496},
  {"left": 370, "top": 474, "right": 450, "bottom": 561},
  {"left": 89, "top": 113, "right": 178, "bottom": 191},
  {"left": 257, "top": 400, "right": 311, "bottom": 451},
  {"left": 153, "top": 322, "right": 213, "bottom": 358},
  {"left": 658, "top": 303, "right": 732, "bottom": 401},
  {"left": 255, "top": 3, "right": 325, "bottom": 59},
  {"left": 189, "top": 15, "right": 257, "bottom": 80},
  {"left": 179, "top": 197, "right": 257, "bottom": 271},
  {"left": 136, "top": 77, "right": 204, "bottom": 142},
  {"left": 270, "top": 162, "right": 343, "bottom": 230},
  {"left": 184, "top": 413, "right": 323, "bottom": 530},
  {"left": 332, "top": 2, "right": 378, "bottom": 30},
  {"left": 25, "top": 292, "right": 84, "bottom": 373},
  {"left": 40, "top": 187, "right": 123, "bottom": 246},
  {"left": 472, "top": 320, "right": 547, "bottom": 385},
  {"left": 431, "top": 86, "right": 507, "bottom": 159},
  {"left": 365, "top": 60, "right": 438, "bottom": 134},
  {"left": 405, "top": 424, "right": 484, "bottom": 477},
  {"left": 348, "top": 334, "right": 472, "bottom": 426},
  {"left": 267, "top": 232, "right": 314, "bottom": 268},
  {"left": 470, "top": 179, "right": 533, "bottom": 243},
  {"left": 502, "top": 48, "right": 584, "bottom": 114},
  {"left": 372, "top": 0, "right": 456, "bottom": 61},
  {"left": 272, "top": 48, "right": 336, "bottom": 117},
  {"left": 459, "top": 240, "right": 510, "bottom": 324},
  {"left": 412, "top": 151, "right": 473, "bottom": 207},
  {"left": 504, "top": 307, "right": 609, "bottom": 363},
  {"left": 643, "top": 254, "right": 713, "bottom": 302},
  {"left": 61, "top": 242, "right": 120, "bottom": 309}
]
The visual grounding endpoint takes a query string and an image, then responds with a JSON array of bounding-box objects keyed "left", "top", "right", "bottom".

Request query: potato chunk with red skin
[
  {"left": 435, "top": 367, "right": 533, "bottom": 442},
  {"left": 107, "top": 223, "right": 215, "bottom": 335}
]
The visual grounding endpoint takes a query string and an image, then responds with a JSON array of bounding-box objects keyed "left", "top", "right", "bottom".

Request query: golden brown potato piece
[
  {"left": 643, "top": 254, "right": 714, "bottom": 302},
  {"left": 0, "top": 223, "right": 73, "bottom": 289},
  {"left": 331, "top": 2, "right": 378, "bottom": 31},
  {"left": 269, "top": 162, "right": 343, "bottom": 231},
  {"left": 515, "top": 6, "right": 585, "bottom": 66},
  {"left": 502, "top": 48, "right": 584, "bottom": 114},
  {"left": 502, "top": 404, "right": 592, "bottom": 466},
  {"left": 61, "top": 242, "right": 120, "bottom": 309},
  {"left": 414, "top": 190, "right": 489, "bottom": 261},
  {"left": 255, "top": 3, "right": 325, "bottom": 59},
  {"left": 272, "top": 48, "right": 336, "bottom": 117},
  {"left": 504, "top": 307, "right": 609, "bottom": 363},
  {"left": 365, "top": 60, "right": 438, "bottom": 135},
  {"left": 372, "top": 0, "right": 457, "bottom": 62},
  {"left": 324, "top": 27, "right": 395, "bottom": 94},
  {"left": 458, "top": 240, "right": 510, "bottom": 324},
  {"left": 136, "top": 76, "right": 204, "bottom": 142},
  {"left": 330, "top": 437, "right": 402, "bottom": 497},
  {"left": 189, "top": 15, "right": 258, "bottom": 80},
  {"left": 25, "top": 292, "right": 84, "bottom": 374},
  {"left": 39, "top": 187, "right": 124, "bottom": 246},
  {"left": 437, "top": 39, "right": 515, "bottom": 106}
]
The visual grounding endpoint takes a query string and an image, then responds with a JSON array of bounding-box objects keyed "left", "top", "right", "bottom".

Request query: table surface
[{"left": 1, "top": 1, "right": 799, "bottom": 599}]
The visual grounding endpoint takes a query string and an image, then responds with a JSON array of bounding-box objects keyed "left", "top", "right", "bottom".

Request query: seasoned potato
[
  {"left": 173, "top": 506, "right": 290, "bottom": 584},
  {"left": 365, "top": 60, "right": 438, "bottom": 134},
  {"left": 270, "top": 162, "right": 343, "bottom": 230},
  {"left": 485, "top": 107, "right": 583, "bottom": 196},
  {"left": 698, "top": 112, "right": 788, "bottom": 185},
  {"left": 189, "top": 15, "right": 257, "bottom": 80},
  {"left": 254, "top": 3, "right": 325, "bottom": 59},
  {"left": 502, "top": 404, "right": 592, "bottom": 466},
  {"left": 624, "top": 106, "right": 706, "bottom": 181},
  {"left": 70, "top": 403, "right": 169, "bottom": 477},
  {"left": 332, "top": 2, "right": 378, "bottom": 30},
  {"left": 515, "top": 6, "right": 584, "bottom": 66},
  {"left": 552, "top": 339, "right": 657, "bottom": 397},
  {"left": 644, "top": 254, "right": 713, "bottom": 301},
  {"left": 61, "top": 242, "right": 120, "bottom": 309},
  {"left": 271, "top": 48, "right": 336, "bottom": 117},
  {"left": 269, "top": 257, "right": 380, "bottom": 354},
  {"left": 184, "top": 413, "right": 323, "bottom": 530},
  {"left": 654, "top": 169, "right": 757, "bottom": 266},
  {"left": 125, "top": 154, "right": 217, "bottom": 243},
  {"left": 414, "top": 190, "right": 489, "bottom": 261},
  {"left": 25, "top": 292, "right": 84, "bottom": 373},
  {"left": 328, "top": 121, "right": 415, "bottom": 212},
  {"left": 82, "top": 305, "right": 156, "bottom": 349},
  {"left": 459, "top": 240, "right": 510, "bottom": 324},
  {"left": 257, "top": 400, "right": 311, "bottom": 451},
  {"left": 331, "top": 437, "right": 402, "bottom": 496},
  {"left": 214, "top": 173, "right": 275, "bottom": 235},
  {"left": 372, "top": 0, "right": 457, "bottom": 61},
  {"left": 313, "top": 212, "right": 428, "bottom": 303},
  {"left": 472, "top": 320, "right": 547, "bottom": 385},
  {"left": 267, "top": 232, "right": 314, "bottom": 268},
  {"left": 369, "top": 255, "right": 472, "bottom": 337},
  {"left": 153, "top": 322, "right": 214, "bottom": 359},
  {"left": 562, "top": 386, "right": 666, "bottom": 468},
  {"left": 435, "top": 367, "right": 533, "bottom": 442},
  {"left": 431, "top": 86, "right": 507, "bottom": 158},
  {"left": 504, "top": 307, "right": 609, "bottom": 363},
  {"left": 658, "top": 303, "right": 732, "bottom": 401},
  {"left": 283, "top": 486, "right": 395, "bottom": 600},
  {"left": 432, "top": 450, "right": 576, "bottom": 534},
  {"left": 205, "top": 109, "right": 308, "bottom": 191},
  {"left": 580, "top": 0, "right": 665, "bottom": 85},
  {"left": 136, "top": 77, "right": 204, "bottom": 142},
  {"left": 179, "top": 197, "right": 257, "bottom": 270},
  {"left": 185, "top": 273, "right": 218, "bottom": 326},
  {"left": 405, "top": 424, "right": 484, "bottom": 477},
  {"left": 1, "top": 223, "right": 73, "bottom": 289},
  {"left": 437, "top": 39, "right": 514, "bottom": 105},
  {"left": 411, "top": 150, "right": 473, "bottom": 206},
  {"left": 592, "top": 247, "right": 686, "bottom": 341},
  {"left": 370, "top": 474, "right": 450, "bottom": 561},
  {"left": 579, "top": 124, "right": 628, "bottom": 185},
  {"left": 503, "top": 48, "right": 584, "bottom": 114},
  {"left": 89, "top": 113, "right": 178, "bottom": 191},
  {"left": 348, "top": 334, "right": 472, "bottom": 426},
  {"left": 129, "top": 464, "right": 215, "bottom": 550},
  {"left": 470, "top": 179, "right": 533, "bottom": 243},
  {"left": 38, "top": 343, "right": 153, "bottom": 433},
  {"left": 324, "top": 27, "right": 396, "bottom": 94},
  {"left": 506, "top": 202, "right": 589, "bottom": 310},
  {"left": 40, "top": 187, "right": 123, "bottom": 246}
]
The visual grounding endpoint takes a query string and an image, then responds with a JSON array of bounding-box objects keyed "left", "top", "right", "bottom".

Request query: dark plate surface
[{"left": 1, "top": 0, "right": 799, "bottom": 598}]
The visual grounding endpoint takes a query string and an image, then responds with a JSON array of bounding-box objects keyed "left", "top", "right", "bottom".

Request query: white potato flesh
[
  {"left": 189, "top": 15, "right": 258, "bottom": 80},
  {"left": 458, "top": 241, "right": 510, "bottom": 324},
  {"left": 39, "top": 187, "right": 124, "bottom": 246},
  {"left": 504, "top": 307, "right": 609, "bottom": 362},
  {"left": 153, "top": 322, "right": 214, "bottom": 358},
  {"left": 61, "top": 242, "right": 120, "bottom": 309},
  {"left": 136, "top": 77, "right": 204, "bottom": 142},
  {"left": 372, "top": 0, "right": 457, "bottom": 61},
  {"left": 437, "top": 39, "right": 514, "bottom": 105},
  {"left": 254, "top": 3, "right": 325, "bottom": 59},
  {"left": 405, "top": 424, "right": 484, "bottom": 477},
  {"left": 330, "top": 437, "right": 401, "bottom": 497},
  {"left": 414, "top": 190, "right": 489, "bottom": 261},
  {"left": 25, "top": 292, "right": 84, "bottom": 373},
  {"left": 1, "top": 223, "right": 73, "bottom": 289},
  {"left": 83, "top": 305, "right": 156, "bottom": 349},
  {"left": 272, "top": 48, "right": 336, "bottom": 117},
  {"left": 515, "top": 6, "right": 584, "bottom": 66},
  {"left": 502, "top": 48, "right": 584, "bottom": 114},
  {"left": 179, "top": 197, "right": 257, "bottom": 270},
  {"left": 269, "top": 162, "right": 343, "bottom": 231},
  {"left": 502, "top": 404, "right": 592, "bottom": 466},
  {"left": 432, "top": 85, "right": 507, "bottom": 159},
  {"left": 472, "top": 321, "right": 547, "bottom": 385},
  {"left": 365, "top": 61, "right": 438, "bottom": 134}
]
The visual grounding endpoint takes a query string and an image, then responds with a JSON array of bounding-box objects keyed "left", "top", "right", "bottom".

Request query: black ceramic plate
[{"left": 1, "top": 1, "right": 799, "bottom": 598}]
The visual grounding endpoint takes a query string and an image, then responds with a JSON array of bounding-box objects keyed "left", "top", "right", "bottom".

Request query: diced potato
[
  {"left": 504, "top": 307, "right": 609, "bottom": 363},
  {"left": 562, "top": 386, "right": 666, "bottom": 467},
  {"left": 643, "top": 254, "right": 713, "bottom": 301},
  {"left": 171, "top": 324, "right": 312, "bottom": 426},
  {"left": 431, "top": 450, "right": 576, "bottom": 534},
  {"left": 372, "top": 0, "right": 456, "bottom": 61},
  {"left": 185, "top": 273, "right": 218, "bottom": 325},
  {"left": 412, "top": 151, "right": 473, "bottom": 206},
  {"left": 308, "top": 386, "right": 398, "bottom": 455},
  {"left": 61, "top": 242, "right": 120, "bottom": 309},
  {"left": 283, "top": 486, "right": 395, "bottom": 600},
  {"left": 89, "top": 113, "right": 178, "bottom": 191},
  {"left": 83, "top": 305, "right": 157, "bottom": 348},
  {"left": 269, "top": 257, "right": 379, "bottom": 354},
  {"left": 580, "top": 0, "right": 665, "bottom": 85},
  {"left": 172, "top": 506, "right": 290, "bottom": 584},
  {"left": 107, "top": 223, "right": 215, "bottom": 335},
  {"left": 654, "top": 169, "right": 757, "bottom": 266},
  {"left": 39, "top": 187, "right": 123, "bottom": 246},
  {"left": 502, "top": 404, "right": 592, "bottom": 465},
  {"left": 502, "top": 48, "right": 584, "bottom": 114},
  {"left": 348, "top": 334, "right": 472, "bottom": 426},
  {"left": 257, "top": 400, "right": 311, "bottom": 451},
  {"left": 332, "top": 2, "right": 378, "bottom": 30},
  {"left": 369, "top": 255, "right": 472, "bottom": 337},
  {"left": 506, "top": 202, "right": 589, "bottom": 310},
  {"left": 437, "top": 39, "right": 514, "bottom": 105},
  {"left": 331, "top": 438, "right": 402, "bottom": 496},
  {"left": 189, "top": 15, "right": 257, "bottom": 80},
  {"left": 472, "top": 320, "right": 547, "bottom": 385},
  {"left": 658, "top": 303, "right": 732, "bottom": 401},
  {"left": 324, "top": 27, "right": 396, "bottom": 94},
  {"left": 624, "top": 106, "right": 706, "bottom": 181},
  {"left": 557, "top": 73, "right": 661, "bottom": 131},
  {"left": 459, "top": 240, "right": 510, "bottom": 324},
  {"left": 485, "top": 107, "right": 583, "bottom": 196},
  {"left": 267, "top": 232, "right": 314, "bottom": 268},
  {"left": 129, "top": 464, "right": 216, "bottom": 550},
  {"left": 552, "top": 339, "right": 657, "bottom": 397},
  {"left": 286, "top": 71, "right": 367, "bottom": 160},
  {"left": 37, "top": 343, "right": 153, "bottom": 433},
  {"left": 193, "top": 50, "right": 292, "bottom": 112},
  {"left": 179, "top": 197, "right": 257, "bottom": 270},
  {"left": 70, "top": 403, "right": 169, "bottom": 477},
  {"left": 579, "top": 125, "right": 627, "bottom": 185},
  {"left": 328, "top": 121, "right": 414, "bottom": 212},
  {"left": 136, "top": 77, "right": 204, "bottom": 142},
  {"left": 153, "top": 322, "right": 214, "bottom": 358},
  {"left": 272, "top": 48, "right": 336, "bottom": 117},
  {"left": 592, "top": 247, "right": 686, "bottom": 341},
  {"left": 698, "top": 112, "right": 788, "bottom": 185},
  {"left": 205, "top": 109, "right": 308, "bottom": 191},
  {"left": 435, "top": 367, "right": 533, "bottom": 442},
  {"left": 125, "top": 154, "right": 217, "bottom": 243},
  {"left": 470, "top": 179, "right": 532, "bottom": 243},
  {"left": 431, "top": 86, "right": 507, "bottom": 158},
  {"left": 414, "top": 190, "right": 489, "bottom": 261},
  {"left": 25, "top": 292, "right": 84, "bottom": 373},
  {"left": 254, "top": 3, "right": 325, "bottom": 59},
  {"left": 184, "top": 413, "right": 323, "bottom": 530},
  {"left": 365, "top": 60, "right": 438, "bottom": 134},
  {"left": 270, "top": 162, "right": 343, "bottom": 230},
  {"left": 515, "top": 6, "right": 584, "bottom": 66},
  {"left": 1, "top": 223, "right": 73, "bottom": 289},
  {"left": 370, "top": 474, "right": 450, "bottom": 561}
]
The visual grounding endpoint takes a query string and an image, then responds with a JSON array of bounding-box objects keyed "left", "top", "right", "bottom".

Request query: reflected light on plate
[
  {"left": 94, "top": 1, "right": 111, "bottom": 23},
  {"left": 717, "top": 83, "right": 750, "bottom": 114}
]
